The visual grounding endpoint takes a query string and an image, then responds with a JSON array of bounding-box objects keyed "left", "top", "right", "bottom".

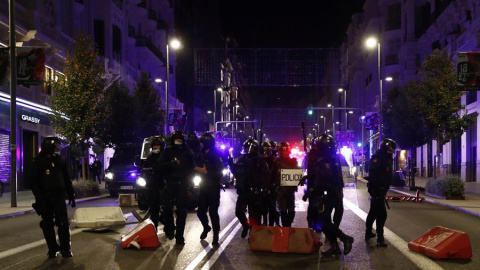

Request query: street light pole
[
  {"left": 321, "top": 116, "right": 326, "bottom": 133},
  {"left": 366, "top": 37, "right": 382, "bottom": 143},
  {"left": 339, "top": 88, "right": 347, "bottom": 130},
  {"left": 165, "top": 43, "right": 169, "bottom": 136}
]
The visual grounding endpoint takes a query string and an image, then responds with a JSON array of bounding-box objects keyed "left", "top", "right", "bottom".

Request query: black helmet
[
  {"left": 260, "top": 142, "right": 272, "bottom": 156},
  {"left": 316, "top": 134, "right": 336, "bottom": 157},
  {"left": 151, "top": 136, "right": 166, "bottom": 151},
  {"left": 243, "top": 138, "right": 259, "bottom": 154},
  {"left": 170, "top": 130, "right": 185, "bottom": 146},
  {"left": 41, "top": 136, "right": 62, "bottom": 155},
  {"left": 186, "top": 133, "right": 200, "bottom": 152},
  {"left": 380, "top": 138, "right": 397, "bottom": 153},
  {"left": 278, "top": 141, "right": 291, "bottom": 156},
  {"left": 199, "top": 132, "right": 216, "bottom": 150}
]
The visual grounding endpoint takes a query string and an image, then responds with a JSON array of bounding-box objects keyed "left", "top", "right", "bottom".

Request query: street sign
[{"left": 457, "top": 52, "right": 480, "bottom": 90}]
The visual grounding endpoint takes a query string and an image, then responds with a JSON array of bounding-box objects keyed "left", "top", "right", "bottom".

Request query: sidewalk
[
  {"left": 0, "top": 183, "right": 110, "bottom": 219},
  {"left": 358, "top": 176, "right": 480, "bottom": 218}
]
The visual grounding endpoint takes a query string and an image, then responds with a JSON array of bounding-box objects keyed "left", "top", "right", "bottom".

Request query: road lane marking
[
  {"left": 343, "top": 198, "right": 445, "bottom": 270},
  {"left": 185, "top": 217, "right": 239, "bottom": 270},
  {"left": 200, "top": 222, "right": 243, "bottom": 270}
]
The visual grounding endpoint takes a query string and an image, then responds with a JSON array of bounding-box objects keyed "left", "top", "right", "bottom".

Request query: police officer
[
  {"left": 91, "top": 157, "right": 102, "bottom": 184},
  {"left": 158, "top": 131, "right": 195, "bottom": 245},
  {"left": 143, "top": 136, "right": 166, "bottom": 232},
  {"left": 272, "top": 142, "right": 298, "bottom": 227},
  {"left": 229, "top": 138, "right": 269, "bottom": 238},
  {"left": 28, "top": 137, "right": 75, "bottom": 258},
  {"left": 260, "top": 142, "right": 277, "bottom": 226},
  {"left": 269, "top": 141, "right": 279, "bottom": 158},
  {"left": 299, "top": 134, "right": 354, "bottom": 257},
  {"left": 365, "top": 138, "right": 396, "bottom": 247},
  {"left": 195, "top": 133, "right": 224, "bottom": 245},
  {"left": 186, "top": 133, "right": 201, "bottom": 164}
]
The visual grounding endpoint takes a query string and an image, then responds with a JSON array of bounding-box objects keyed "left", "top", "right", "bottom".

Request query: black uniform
[
  {"left": 143, "top": 149, "right": 164, "bottom": 231},
  {"left": 229, "top": 139, "right": 269, "bottom": 238},
  {"left": 302, "top": 134, "right": 353, "bottom": 257},
  {"left": 90, "top": 158, "right": 102, "bottom": 184},
  {"left": 196, "top": 137, "right": 224, "bottom": 244},
  {"left": 158, "top": 132, "right": 195, "bottom": 245},
  {"left": 365, "top": 138, "right": 396, "bottom": 247},
  {"left": 260, "top": 142, "right": 277, "bottom": 226},
  {"left": 272, "top": 155, "right": 298, "bottom": 227},
  {"left": 28, "top": 137, "right": 75, "bottom": 258}
]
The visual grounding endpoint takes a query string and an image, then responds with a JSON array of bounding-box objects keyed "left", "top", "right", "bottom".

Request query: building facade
[
  {"left": 342, "top": 0, "right": 480, "bottom": 181},
  {"left": 0, "top": 0, "right": 182, "bottom": 189}
]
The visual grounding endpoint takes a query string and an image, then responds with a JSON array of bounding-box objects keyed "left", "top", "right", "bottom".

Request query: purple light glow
[{"left": 220, "top": 144, "right": 226, "bottom": 150}]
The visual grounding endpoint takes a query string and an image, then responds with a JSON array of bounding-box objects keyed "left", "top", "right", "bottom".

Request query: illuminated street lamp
[
  {"left": 328, "top": 103, "right": 335, "bottom": 136},
  {"left": 338, "top": 88, "right": 347, "bottom": 130},
  {"left": 214, "top": 87, "right": 222, "bottom": 131},
  {"left": 165, "top": 38, "right": 181, "bottom": 135},
  {"left": 320, "top": 115, "right": 326, "bottom": 133},
  {"left": 365, "top": 37, "right": 382, "bottom": 142}
]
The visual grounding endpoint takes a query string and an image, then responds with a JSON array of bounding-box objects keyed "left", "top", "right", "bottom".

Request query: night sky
[{"left": 218, "top": 0, "right": 366, "bottom": 109}]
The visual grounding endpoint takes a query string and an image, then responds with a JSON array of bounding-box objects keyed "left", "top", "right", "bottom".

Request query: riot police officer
[
  {"left": 229, "top": 138, "right": 269, "bottom": 238},
  {"left": 143, "top": 136, "right": 166, "bottom": 232},
  {"left": 196, "top": 133, "right": 224, "bottom": 245},
  {"left": 299, "top": 134, "right": 354, "bottom": 257},
  {"left": 260, "top": 141, "right": 277, "bottom": 226},
  {"left": 28, "top": 137, "right": 75, "bottom": 258},
  {"left": 272, "top": 142, "right": 298, "bottom": 227},
  {"left": 186, "top": 133, "right": 201, "bottom": 164},
  {"left": 158, "top": 131, "right": 195, "bottom": 245},
  {"left": 269, "top": 141, "right": 279, "bottom": 158},
  {"left": 365, "top": 138, "right": 396, "bottom": 247}
]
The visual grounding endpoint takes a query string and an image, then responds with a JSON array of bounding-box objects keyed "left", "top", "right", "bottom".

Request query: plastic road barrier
[
  {"left": 121, "top": 219, "right": 160, "bottom": 249},
  {"left": 72, "top": 207, "right": 126, "bottom": 228},
  {"left": 249, "top": 226, "right": 322, "bottom": 254},
  {"left": 408, "top": 226, "right": 472, "bottom": 259}
]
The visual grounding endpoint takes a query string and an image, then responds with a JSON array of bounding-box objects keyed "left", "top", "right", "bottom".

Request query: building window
[
  {"left": 386, "top": 3, "right": 401, "bottom": 31},
  {"left": 466, "top": 91, "right": 477, "bottom": 105},
  {"left": 42, "top": 66, "right": 54, "bottom": 95},
  {"left": 94, "top": 20, "right": 105, "bottom": 56},
  {"left": 112, "top": 25, "right": 122, "bottom": 63},
  {"left": 432, "top": 40, "right": 441, "bottom": 50}
]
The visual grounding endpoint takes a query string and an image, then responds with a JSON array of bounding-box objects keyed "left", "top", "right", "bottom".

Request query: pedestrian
[
  {"left": 143, "top": 136, "right": 166, "bottom": 232},
  {"left": 272, "top": 142, "right": 298, "bottom": 227},
  {"left": 158, "top": 131, "right": 195, "bottom": 245},
  {"left": 229, "top": 138, "right": 269, "bottom": 238},
  {"left": 299, "top": 134, "right": 354, "bottom": 257},
  {"left": 27, "top": 136, "right": 76, "bottom": 258},
  {"left": 365, "top": 138, "right": 397, "bottom": 247},
  {"left": 259, "top": 142, "right": 278, "bottom": 226},
  {"left": 91, "top": 156, "right": 102, "bottom": 184},
  {"left": 195, "top": 132, "right": 224, "bottom": 245}
]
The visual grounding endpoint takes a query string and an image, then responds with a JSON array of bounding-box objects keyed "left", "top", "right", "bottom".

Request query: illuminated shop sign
[{"left": 21, "top": 114, "right": 41, "bottom": 124}]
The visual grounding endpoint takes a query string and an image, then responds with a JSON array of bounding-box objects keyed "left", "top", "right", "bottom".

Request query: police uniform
[
  {"left": 28, "top": 137, "right": 75, "bottom": 258},
  {"left": 365, "top": 138, "right": 396, "bottom": 247},
  {"left": 196, "top": 133, "right": 224, "bottom": 245}
]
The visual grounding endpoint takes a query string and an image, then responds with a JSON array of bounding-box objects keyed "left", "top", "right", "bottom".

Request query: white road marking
[
  {"left": 343, "top": 198, "right": 445, "bottom": 270},
  {"left": 184, "top": 217, "right": 240, "bottom": 270},
  {"left": 200, "top": 223, "right": 243, "bottom": 270}
]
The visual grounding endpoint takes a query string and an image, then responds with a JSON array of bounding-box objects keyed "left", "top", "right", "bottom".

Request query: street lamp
[
  {"left": 320, "top": 115, "right": 326, "bottom": 133},
  {"left": 315, "top": 123, "right": 319, "bottom": 136},
  {"left": 165, "top": 38, "right": 181, "bottom": 135},
  {"left": 365, "top": 37, "right": 382, "bottom": 142},
  {"left": 214, "top": 87, "right": 222, "bottom": 131},
  {"left": 338, "top": 88, "right": 347, "bottom": 131},
  {"left": 328, "top": 104, "right": 335, "bottom": 136}
]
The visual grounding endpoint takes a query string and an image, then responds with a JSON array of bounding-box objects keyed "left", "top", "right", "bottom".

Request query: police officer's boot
[
  {"left": 40, "top": 221, "right": 60, "bottom": 258},
  {"left": 287, "top": 211, "right": 296, "bottom": 227},
  {"left": 241, "top": 225, "right": 251, "bottom": 238},
  {"left": 321, "top": 240, "right": 341, "bottom": 257},
  {"left": 376, "top": 236, "right": 388, "bottom": 247},
  {"left": 212, "top": 231, "right": 219, "bottom": 246},
  {"left": 340, "top": 232, "right": 354, "bottom": 255},
  {"left": 200, "top": 225, "right": 211, "bottom": 240},
  {"left": 365, "top": 228, "right": 376, "bottom": 240},
  {"left": 58, "top": 223, "right": 73, "bottom": 258}
]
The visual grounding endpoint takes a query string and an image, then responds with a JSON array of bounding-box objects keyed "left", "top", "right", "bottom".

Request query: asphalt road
[{"left": 0, "top": 182, "right": 478, "bottom": 270}]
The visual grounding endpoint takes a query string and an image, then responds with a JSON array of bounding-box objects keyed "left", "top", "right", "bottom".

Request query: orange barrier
[
  {"left": 249, "top": 226, "right": 322, "bottom": 254},
  {"left": 121, "top": 219, "right": 160, "bottom": 249},
  {"left": 385, "top": 189, "right": 424, "bottom": 203},
  {"left": 408, "top": 226, "right": 472, "bottom": 259}
]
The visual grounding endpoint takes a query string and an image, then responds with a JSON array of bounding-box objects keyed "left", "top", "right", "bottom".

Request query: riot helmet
[
  {"left": 243, "top": 138, "right": 259, "bottom": 155},
  {"left": 199, "top": 132, "right": 216, "bottom": 151},
  {"left": 151, "top": 136, "right": 166, "bottom": 153},
  {"left": 269, "top": 141, "right": 278, "bottom": 157},
  {"left": 278, "top": 142, "right": 291, "bottom": 158},
  {"left": 311, "top": 136, "right": 321, "bottom": 151},
  {"left": 260, "top": 142, "right": 272, "bottom": 156},
  {"left": 170, "top": 130, "right": 185, "bottom": 147},
  {"left": 380, "top": 138, "right": 397, "bottom": 154},
  {"left": 41, "top": 136, "right": 62, "bottom": 155},
  {"left": 316, "top": 134, "right": 336, "bottom": 157},
  {"left": 186, "top": 133, "right": 200, "bottom": 152}
]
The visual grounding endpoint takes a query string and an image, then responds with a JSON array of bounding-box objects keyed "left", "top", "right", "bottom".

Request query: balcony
[{"left": 135, "top": 36, "right": 166, "bottom": 64}]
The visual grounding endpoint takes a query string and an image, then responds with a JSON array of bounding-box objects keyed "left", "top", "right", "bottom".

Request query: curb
[
  {"left": 358, "top": 178, "right": 480, "bottom": 218},
  {"left": 0, "top": 194, "right": 111, "bottom": 219}
]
